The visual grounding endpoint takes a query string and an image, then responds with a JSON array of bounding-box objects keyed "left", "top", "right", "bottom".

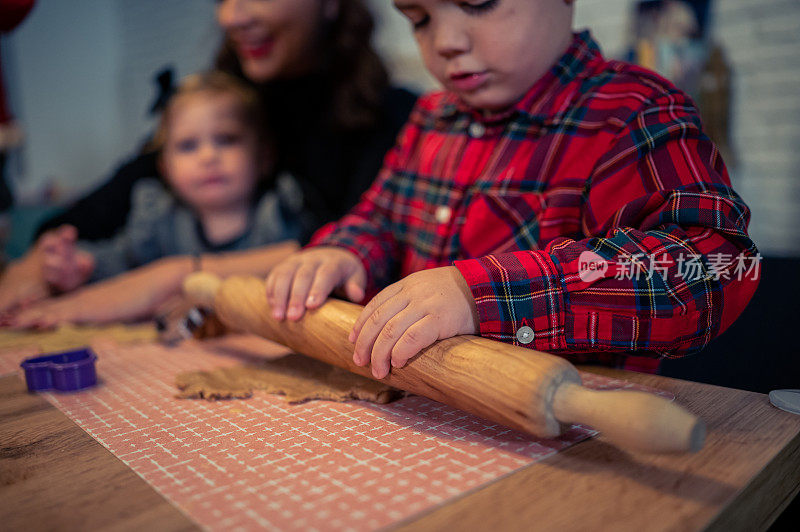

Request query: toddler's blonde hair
[{"left": 149, "top": 70, "right": 264, "bottom": 154}]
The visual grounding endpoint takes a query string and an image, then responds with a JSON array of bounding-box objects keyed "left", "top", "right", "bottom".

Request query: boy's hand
[
  {"left": 39, "top": 225, "right": 94, "bottom": 292},
  {"left": 349, "top": 266, "right": 479, "bottom": 379},
  {"left": 265, "top": 246, "right": 366, "bottom": 321}
]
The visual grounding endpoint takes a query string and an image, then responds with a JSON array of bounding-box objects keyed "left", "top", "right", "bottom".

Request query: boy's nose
[
  {"left": 433, "top": 24, "right": 470, "bottom": 59},
  {"left": 217, "top": 0, "right": 253, "bottom": 30}
]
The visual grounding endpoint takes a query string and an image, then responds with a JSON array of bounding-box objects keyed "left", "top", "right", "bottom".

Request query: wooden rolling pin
[{"left": 184, "top": 272, "right": 705, "bottom": 453}]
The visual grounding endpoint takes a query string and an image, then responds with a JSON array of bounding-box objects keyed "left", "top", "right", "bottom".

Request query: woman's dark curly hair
[{"left": 215, "top": 0, "right": 390, "bottom": 132}]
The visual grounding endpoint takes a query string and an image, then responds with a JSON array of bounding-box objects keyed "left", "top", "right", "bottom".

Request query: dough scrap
[{"left": 176, "top": 353, "right": 403, "bottom": 404}]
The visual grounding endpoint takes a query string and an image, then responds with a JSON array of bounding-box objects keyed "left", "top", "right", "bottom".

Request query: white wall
[
  {"left": 115, "top": 0, "right": 218, "bottom": 156},
  {"left": 713, "top": 0, "right": 800, "bottom": 256},
  {"left": 367, "top": 0, "right": 438, "bottom": 91},
  {"left": 5, "top": 0, "right": 123, "bottom": 202},
  {"left": 4, "top": 0, "right": 218, "bottom": 203}
]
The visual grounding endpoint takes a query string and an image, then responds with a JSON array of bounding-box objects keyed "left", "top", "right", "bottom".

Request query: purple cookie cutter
[{"left": 20, "top": 348, "right": 98, "bottom": 392}]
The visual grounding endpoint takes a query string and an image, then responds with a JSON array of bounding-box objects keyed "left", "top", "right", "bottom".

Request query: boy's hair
[{"left": 148, "top": 70, "right": 266, "bottom": 154}]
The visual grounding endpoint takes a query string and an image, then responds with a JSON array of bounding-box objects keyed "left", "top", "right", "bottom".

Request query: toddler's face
[
  {"left": 395, "top": 0, "right": 574, "bottom": 111},
  {"left": 161, "top": 93, "right": 260, "bottom": 212}
]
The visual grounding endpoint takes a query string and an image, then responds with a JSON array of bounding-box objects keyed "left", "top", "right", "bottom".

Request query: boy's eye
[
  {"left": 460, "top": 0, "right": 499, "bottom": 14},
  {"left": 175, "top": 138, "right": 198, "bottom": 152},
  {"left": 401, "top": 0, "right": 499, "bottom": 30}
]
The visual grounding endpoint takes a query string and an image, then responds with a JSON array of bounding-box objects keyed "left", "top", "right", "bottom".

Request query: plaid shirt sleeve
[
  {"left": 308, "top": 125, "right": 417, "bottom": 297},
  {"left": 454, "top": 87, "right": 759, "bottom": 358}
]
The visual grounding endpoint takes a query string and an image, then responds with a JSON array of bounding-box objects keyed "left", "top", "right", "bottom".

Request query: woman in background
[{"left": 0, "top": 0, "right": 416, "bottom": 320}]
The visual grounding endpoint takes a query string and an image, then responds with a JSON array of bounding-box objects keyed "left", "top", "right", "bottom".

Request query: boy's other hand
[
  {"left": 265, "top": 246, "right": 366, "bottom": 322},
  {"left": 349, "top": 266, "right": 479, "bottom": 379},
  {"left": 39, "top": 225, "right": 95, "bottom": 292}
]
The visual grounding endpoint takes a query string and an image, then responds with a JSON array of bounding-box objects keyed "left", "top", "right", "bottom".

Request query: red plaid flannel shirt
[{"left": 310, "top": 31, "right": 759, "bottom": 372}]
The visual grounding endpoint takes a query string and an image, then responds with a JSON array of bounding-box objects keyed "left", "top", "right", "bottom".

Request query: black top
[{"left": 37, "top": 82, "right": 417, "bottom": 244}]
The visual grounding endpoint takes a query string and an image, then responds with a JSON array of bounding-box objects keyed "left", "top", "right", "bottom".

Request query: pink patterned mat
[{"left": 0, "top": 336, "right": 669, "bottom": 531}]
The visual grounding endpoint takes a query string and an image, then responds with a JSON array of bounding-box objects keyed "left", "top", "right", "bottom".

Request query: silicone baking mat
[{"left": 0, "top": 336, "right": 669, "bottom": 531}]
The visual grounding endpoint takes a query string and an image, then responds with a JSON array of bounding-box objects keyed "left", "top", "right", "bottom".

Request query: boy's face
[
  {"left": 394, "top": 0, "right": 574, "bottom": 111},
  {"left": 161, "top": 93, "right": 260, "bottom": 213}
]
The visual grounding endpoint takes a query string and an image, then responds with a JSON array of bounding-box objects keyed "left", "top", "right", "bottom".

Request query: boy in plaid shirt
[{"left": 265, "top": 0, "right": 758, "bottom": 378}]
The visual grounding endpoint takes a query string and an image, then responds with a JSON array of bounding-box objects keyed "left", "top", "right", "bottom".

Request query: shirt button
[
  {"left": 435, "top": 205, "right": 452, "bottom": 224},
  {"left": 468, "top": 122, "right": 486, "bottom": 139},
  {"left": 516, "top": 326, "right": 534, "bottom": 344}
]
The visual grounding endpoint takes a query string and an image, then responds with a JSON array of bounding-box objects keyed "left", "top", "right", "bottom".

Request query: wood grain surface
[
  {"left": 1, "top": 360, "right": 798, "bottom": 531},
  {"left": 0, "top": 375, "right": 196, "bottom": 531},
  {"left": 396, "top": 367, "right": 800, "bottom": 531}
]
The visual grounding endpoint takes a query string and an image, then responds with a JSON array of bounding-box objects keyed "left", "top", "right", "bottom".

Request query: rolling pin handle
[
  {"left": 183, "top": 272, "right": 223, "bottom": 309},
  {"left": 552, "top": 382, "right": 706, "bottom": 453}
]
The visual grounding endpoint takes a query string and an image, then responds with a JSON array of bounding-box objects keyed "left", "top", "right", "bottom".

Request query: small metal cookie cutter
[
  {"left": 154, "top": 297, "right": 226, "bottom": 346},
  {"left": 20, "top": 348, "right": 98, "bottom": 392}
]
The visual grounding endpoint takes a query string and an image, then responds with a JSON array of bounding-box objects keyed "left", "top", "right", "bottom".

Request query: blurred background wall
[{"left": 2, "top": 0, "right": 799, "bottom": 257}]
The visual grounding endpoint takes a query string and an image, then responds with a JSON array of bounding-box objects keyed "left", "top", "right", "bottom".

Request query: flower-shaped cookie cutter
[{"left": 20, "top": 348, "right": 98, "bottom": 392}]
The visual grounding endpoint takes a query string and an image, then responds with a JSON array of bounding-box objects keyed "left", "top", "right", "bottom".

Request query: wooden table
[{"left": 1, "top": 342, "right": 798, "bottom": 531}]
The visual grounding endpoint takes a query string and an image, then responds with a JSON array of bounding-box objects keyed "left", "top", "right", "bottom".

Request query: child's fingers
[
  {"left": 0, "top": 312, "right": 14, "bottom": 327},
  {"left": 353, "top": 292, "right": 408, "bottom": 367},
  {"left": 348, "top": 283, "right": 399, "bottom": 344},
  {"left": 342, "top": 267, "right": 366, "bottom": 304},
  {"left": 0, "top": 281, "right": 48, "bottom": 313},
  {"left": 42, "top": 253, "right": 67, "bottom": 273},
  {"left": 76, "top": 252, "right": 95, "bottom": 277},
  {"left": 285, "top": 263, "right": 319, "bottom": 321},
  {"left": 0, "top": 291, "right": 20, "bottom": 313},
  {"left": 40, "top": 225, "right": 75, "bottom": 251},
  {"left": 264, "top": 268, "right": 279, "bottom": 309},
  {"left": 8, "top": 308, "right": 53, "bottom": 330},
  {"left": 349, "top": 281, "right": 401, "bottom": 345},
  {"left": 265, "top": 261, "right": 300, "bottom": 320},
  {"left": 367, "top": 308, "right": 424, "bottom": 379},
  {"left": 41, "top": 256, "right": 71, "bottom": 287},
  {"left": 390, "top": 315, "right": 439, "bottom": 369},
  {"left": 38, "top": 232, "right": 62, "bottom": 253},
  {"left": 304, "top": 261, "right": 345, "bottom": 309},
  {"left": 58, "top": 224, "right": 79, "bottom": 242},
  {"left": 17, "top": 288, "right": 47, "bottom": 308},
  {"left": 18, "top": 298, "right": 77, "bottom": 329}
]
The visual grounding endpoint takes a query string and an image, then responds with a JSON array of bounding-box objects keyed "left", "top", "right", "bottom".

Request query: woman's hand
[
  {"left": 0, "top": 243, "right": 49, "bottom": 315},
  {"left": 7, "top": 256, "right": 192, "bottom": 329},
  {"left": 39, "top": 225, "right": 95, "bottom": 292},
  {"left": 349, "top": 266, "right": 479, "bottom": 379}
]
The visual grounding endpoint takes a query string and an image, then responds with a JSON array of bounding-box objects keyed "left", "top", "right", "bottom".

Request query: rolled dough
[{"left": 175, "top": 353, "right": 403, "bottom": 404}]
